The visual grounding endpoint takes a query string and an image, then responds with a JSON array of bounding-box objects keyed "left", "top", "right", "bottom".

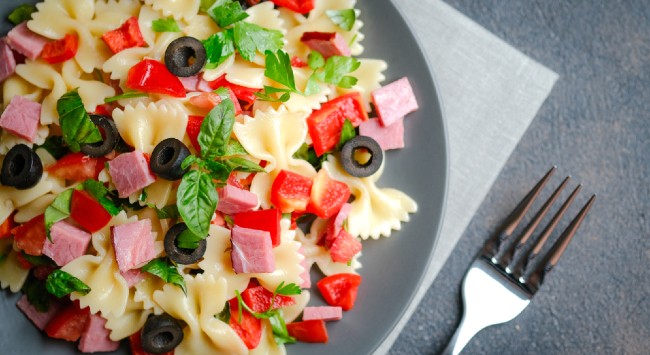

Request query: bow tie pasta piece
[
  {"left": 182, "top": 15, "right": 220, "bottom": 41},
  {"left": 104, "top": 288, "right": 153, "bottom": 341},
  {"left": 153, "top": 274, "right": 248, "bottom": 355},
  {"left": 0, "top": 172, "right": 66, "bottom": 223},
  {"left": 245, "top": 2, "right": 286, "bottom": 34},
  {"left": 297, "top": 218, "right": 361, "bottom": 277},
  {"left": 0, "top": 125, "right": 49, "bottom": 154},
  {"left": 91, "top": 0, "right": 142, "bottom": 35},
  {"left": 336, "top": 58, "right": 387, "bottom": 112},
  {"left": 252, "top": 322, "right": 287, "bottom": 355},
  {"left": 2, "top": 76, "right": 43, "bottom": 109},
  {"left": 112, "top": 100, "right": 189, "bottom": 154},
  {"left": 0, "top": 239, "right": 29, "bottom": 293},
  {"left": 144, "top": 0, "right": 200, "bottom": 22},
  {"left": 253, "top": 66, "right": 332, "bottom": 114},
  {"left": 62, "top": 61, "right": 116, "bottom": 111},
  {"left": 15, "top": 60, "right": 67, "bottom": 125}
]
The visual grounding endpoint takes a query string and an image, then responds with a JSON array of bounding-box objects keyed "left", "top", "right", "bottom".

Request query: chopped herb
[
  {"left": 7, "top": 4, "right": 37, "bottom": 25},
  {"left": 35, "top": 136, "right": 69, "bottom": 160},
  {"left": 156, "top": 204, "right": 181, "bottom": 219},
  {"left": 269, "top": 311, "right": 296, "bottom": 345},
  {"left": 203, "top": 30, "right": 235, "bottom": 69},
  {"left": 223, "top": 157, "right": 265, "bottom": 173},
  {"left": 233, "top": 22, "right": 284, "bottom": 61},
  {"left": 318, "top": 56, "right": 360, "bottom": 88},
  {"left": 142, "top": 258, "right": 187, "bottom": 294},
  {"left": 57, "top": 89, "right": 102, "bottom": 152},
  {"left": 44, "top": 189, "right": 73, "bottom": 241},
  {"left": 224, "top": 140, "right": 248, "bottom": 156},
  {"left": 326, "top": 9, "right": 357, "bottom": 31},
  {"left": 209, "top": 0, "right": 249, "bottom": 27},
  {"left": 336, "top": 119, "right": 356, "bottom": 150},
  {"left": 45, "top": 270, "right": 91, "bottom": 298},
  {"left": 152, "top": 17, "right": 182, "bottom": 32},
  {"left": 104, "top": 91, "right": 149, "bottom": 103},
  {"left": 200, "top": 0, "right": 219, "bottom": 13},
  {"left": 22, "top": 275, "right": 50, "bottom": 312},
  {"left": 82, "top": 179, "right": 121, "bottom": 216},
  {"left": 274, "top": 281, "right": 302, "bottom": 297},
  {"left": 255, "top": 85, "right": 292, "bottom": 103}
]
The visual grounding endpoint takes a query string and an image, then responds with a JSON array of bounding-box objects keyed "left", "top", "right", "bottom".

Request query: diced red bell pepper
[
  {"left": 12, "top": 214, "right": 46, "bottom": 256},
  {"left": 188, "top": 87, "right": 242, "bottom": 115},
  {"left": 271, "top": 170, "right": 313, "bottom": 213},
  {"left": 317, "top": 273, "right": 361, "bottom": 311},
  {"left": 46, "top": 152, "right": 106, "bottom": 182},
  {"left": 45, "top": 302, "right": 90, "bottom": 342},
  {"left": 186, "top": 115, "right": 204, "bottom": 152},
  {"left": 329, "top": 230, "right": 362, "bottom": 263},
  {"left": 208, "top": 75, "right": 261, "bottom": 109},
  {"left": 101, "top": 17, "right": 146, "bottom": 54},
  {"left": 70, "top": 190, "right": 111, "bottom": 233},
  {"left": 270, "top": 0, "right": 315, "bottom": 14},
  {"left": 228, "top": 298, "right": 262, "bottom": 349},
  {"left": 41, "top": 34, "right": 78, "bottom": 64},
  {"left": 227, "top": 171, "right": 245, "bottom": 189},
  {"left": 233, "top": 209, "right": 281, "bottom": 247},
  {"left": 307, "top": 92, "right": 368, "bottom": 156},
  {"left": 308, "top": 169, "right": 351, "bottom": 219},
  {"left": 290, "top": 56, "right": 308, "bottom": 68},
  {"left": 286, "top": 319, "right": 328, "bottom": 343},
  {"left": 0, "top": 213, "right": 16, "bottom": 239},
  {"left": 241, "top": 285, "right": 295, "bottom": 313},
  {"left": 126, "top": 59, "right": 186, "bottom": 98},
  {"left": 129, "top": 332, "right": 174, "bottom": 355}
]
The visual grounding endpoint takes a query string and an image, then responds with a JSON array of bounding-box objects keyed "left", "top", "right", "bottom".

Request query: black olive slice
[
  {"left": 1, "top": 144, "right": 43, "bottom": 189},
  {"left": 164, "top": 36, "right": 207, "bottom": 77},
  {"left": 80, "top": 115, "right": 120, "bottom": 157},
  {"left": 164, "top": 223, "right": 207, "bottom": 265},
  {"left": 141, "top": 314, "right": 184, "bottom": 354},
  {"left": 150, "top": 138, "right": 191, "bottom": 181},
  {"left": 340, "top": 136, "right": 383, "bottom": 178}
]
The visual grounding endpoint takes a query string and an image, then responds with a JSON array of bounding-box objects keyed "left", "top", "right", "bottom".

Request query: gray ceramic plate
[{"left": 0, "top": 0, "right": 448, "bottom": 354}]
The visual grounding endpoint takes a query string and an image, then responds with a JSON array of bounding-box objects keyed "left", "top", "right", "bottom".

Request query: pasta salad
[{"left": 0, "top": 0, "right": 420, "bottom": 353}]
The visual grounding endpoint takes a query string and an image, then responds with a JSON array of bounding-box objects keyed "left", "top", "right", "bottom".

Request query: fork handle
[{"left": 440, "top": 314, "right": 484, "bottom": 355}]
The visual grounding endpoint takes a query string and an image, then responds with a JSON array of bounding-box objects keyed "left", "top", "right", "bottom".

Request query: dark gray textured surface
[{"left": 392, "top": 1, "right": 650, "bottom": 354}]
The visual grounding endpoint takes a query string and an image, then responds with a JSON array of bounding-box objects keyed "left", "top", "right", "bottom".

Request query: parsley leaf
[
  {"left": 44, "top": 189, "right": 73, "bottom": 241},
  {"left": 200, "top": 0, "right": 219, "bottom": 13},
  {"left": 308, "top": 51, "right": 325, "bottom": 70},
  {"left": 35, "top": 136, "right": 69, "bottom": 160},
  {"left": 209, "top": 0, "right": 249, "bottom": 27},
  {"left": 203, "top": 30, "right": 235, "bottom": 69},
  {"left": 8, "top": 4, "right": 37, "bottom": 25},
  {"left": 104, "top": 91, "right": 149, "bottom": 103},
  {"left": 22, "top": 275, "right": 50, "bottom": 312},
  {"left": 152, "top": 17, "right": 182, "bottom": 32},
  {"left": 264, "top": 50, "right": 297, "bottom": 92},
  {"left": 82, "top": 179, "right": 121, "bottom": 216},
  {"left": 57, "top": 89, "right": 102, "bottom": 152},
  {"left": 156, "top": 204, "right": 181, "bottom": 219},
  {"left": 177, "top": 169, "right": 218, "bottom": 238},
  {"left": 198, "top": 98, "right": 236, "bottom": 159},
  {"left": 318, "top": 56, "right": 360, "bottom": 88},
  {"left": 326, "top": 9, "right": 357, "bottom": 31},
  {"left": 255, "top": 86, "right": 292, "bottom": 102},
  {"left": 233, "top": 22, "right": 284, "bottom": 61},
  {"left": 336, "top": 119, "right": 356, "bottom": 150},
  {"left": 46, "top": 270, "right": 91, "bottom": 298},
  {"left": 269, "top": 311, "right": 296, "bottom": 345},
  {"left": 142, "top": 258, "right": 187, "bottom": 294},
  {"left": 274, "top": 281, "right": 302, "bottom": 296}
]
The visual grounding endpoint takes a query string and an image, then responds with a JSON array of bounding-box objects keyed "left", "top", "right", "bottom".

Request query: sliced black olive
[
  {"left": 141, "top": 313, "right": 184, "bottom": 354},
  {"left": 340, "top": 136, "right": 383, "bottom": 178},
  {"left": 150, "top": 138, "right": 191, "bottom": 180},
  {"left": 164, "top": 36, "right": 207, "bottom": 77},
  {"left": 1, "top": 144, "right": 43, "bottom": 189},
  {"left": 80, "top": 115, "right": 119, "bottom": 157},
  {"left": 164, "top": 223, "right": 207, "bottom": 265}
]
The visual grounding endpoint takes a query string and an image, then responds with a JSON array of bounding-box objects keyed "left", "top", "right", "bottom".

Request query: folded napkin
[{"left": 377, "top": 1, "right": 559, "bottom": 353}]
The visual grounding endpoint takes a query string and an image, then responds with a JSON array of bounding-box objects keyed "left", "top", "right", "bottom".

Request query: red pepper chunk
[
  {"left": 286, "top": 319, "right": 328, "bottom": 343},
  {"left": 129, "top": 332, "right": 174, "bottom": 355},
  {"left": 329, "top": 229, "right": 362, "bottom": 263},
  {"left": 101, "top": 17, "right": 146, "bottom": 54},
  {"left": 0, "top": 213, "right": 16, "bottom": 239},
  {"left": 208, "top": 75, "right": 261, "bottom": 109},
  {"left": 188, "top": 87, "right": 242, "bottom": 115},
  {"left": 45, "top": 302, "right": 90, "bottom": 342},
  {"left": 234, "top": 209, "right": 281, "bottom": 247},
  {"left": 186, "top": 115, "right": 204, "bottom": 152},
  {"left": 47, "top": 152, "right": 106, "bottom": 182},
  {"left": 241, "top": 285, "right": 296, "bottom": 313},
  {"left": 12, "top": 214, "right": 46, "bottom": 256},
  {"left": 317, "top": 273, "right": 362, "bottom": 311},
  {"left": 270, "top": 0, "right": 315, "bottom": 14},
  {"left": 41, "top": 34, "right": 78, "bottom": 64},
  {"left": 307, "top": 92, "right": 368, "bottom": 156},
  {"left": 228, "top": 299, "right": 262, "bottom": 349},
  {"left": 70, "top": 190, "right": 111, "bottom": 233},
  {"left": 126, "top": 59, "right": 186, "bottom": 98},
  {"left": 308, "top": 168, "right": 351, "bottom": 219},
  {"left": 271, "top": 170, "right": 313, "bottom": 213}
]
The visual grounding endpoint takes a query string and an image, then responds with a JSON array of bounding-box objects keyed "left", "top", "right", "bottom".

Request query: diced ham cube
[
  {"left": 329, "top": 229, "right": 362, "bottom": 264},
  {"left": 108, "top": 151, "right": 156, "bottom": 198},
  {"left": 359, "top": 117, "right": 405, "bottom": 150},
  {"left": 323, "top": 203, "right": 352, "bottom": 248},
  {"left": 0, "top": 95, "right": 42, "bottom": 142},
  {"left": 120, "top": 268, "right": 146, "bottom": 288},
  {"left": 42, "top": 220, "right": 92, "bottom": 266},
  {"left": 180, "top": 75, "right": 200, "bottom": 92},
  {"left": 230, "top": 226, "right": 275, "bottom": 274},
  {"left": 6, "top": 22, "right": 49, "bottom": 60},
  {"left": 302, "top": 306, "right": 343, "bottom": 321},
  {"left": 217, "top": 185, "right": 259, "bottom": 215},
  {"left": 371, "top": 77, "right": 419, "bottom": 127},
  {"left": 111, "top": 219, "right": 156, "bottom": 272},
  {"left": 16, "top": 295, "right": 62, "bottom": 330},
  {"left": 298, "top": 247, "right": 311, "bottom": 288},
  {"left": 0, "top": 39, "right": 17, "bottom": 83},
  {"left": 78, "top": 313, "right": 120, "bottom": 353},
  {"left": 300, "top": 32, "right": 351, "bottom": 58},
  {"left": 196, "top": 77, "right": 213, "bottom": 92}
]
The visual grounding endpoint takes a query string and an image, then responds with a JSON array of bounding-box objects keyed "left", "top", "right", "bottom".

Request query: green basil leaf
[
  {"left": 22, "top": 274, "right": 50, "bottom": 312},
  {"left": 274, "top": 281, "right": 302, "bottom": 296},
  {"left": 181, "top": 155, "right": 203, "bottom": 170},
  {"left": 307, "top": 51, "right": 325, "bottom": 70},
  {"left": 233, "top": 22, "right": 284, "bottom": 61},
  {"left": 214, "top": 86, "right": 231, "bottom": 100},
  {"left": 320, "top": 56, "right": 360, "bottom": 87},
  {"left": 46, "top": 270, "right": 91, "bottom": 298},
  {"left": 21, "top": 253, "right": 55, "bottom": 267},
  {"left": 142, "top": 258, "right": 187, "bottom": 294},
  {"left": 152, "top": 17, "right": 182, "bottom": 32},
  {"left": 35, "top": 136, "right": 69, "bottom": 160},
  {"left": 216, "top": 301, "right": 231, "bottom": 323},
  {"left": 326, "top": 9, "right": 356, "bottom": 31},
  {"left": 198, "top": 98, "right": 236, "bottom": 158},
  {"left": 224, "top": 140, "right": 248, "bottom": 156},
  {"left": 176, "top": 229, "right": 204, "bottom": 250},
  {"left": 269, "top": 311, "right": 296, "bottom": 345},
  {"left": 204, "top": 159, "right": 232, "bottom": 182},
  {"left": 156, "top": 204, "right": 181, "bottom": 219},
  {"left": 209, "top": 0, "right": 249, "bottom": 27},
  {"left": 177, "top": 170, "right": 218, "bottom": 237},
  {"left": 104, "top": 90, "right": 149, "bottom": 103},
  {"left": 57, "top": 89, "right": 102, "bottom": 152},
  {"left": 8, "top": 4, "right": 36, "bottom": 25},
  {"left": 82, "top": 179, "right": 121, "bottom": 216},
  {"left": 293, "top": 143, "right": 328, "bottom": 170},
  {"left": 336, "top": 119, "right": 356, "bottom": 150},
  {"left": 223, "top": 157, "right": 265, "bottom": 173},
  {"left": 203, "top": 29, "right": 235, "bottom": 69},
  {"left": 263, "top": 50, "right": 297, "bottom": 92},
  {"left": 44, "top": 189, "right": 73, "bottom": 241},
  {"left": 200, "top": 0, "right": 220, "bottom": 13}
]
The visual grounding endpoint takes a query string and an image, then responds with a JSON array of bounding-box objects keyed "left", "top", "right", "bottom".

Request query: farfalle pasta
[{"left": 0, "top": 0, "right": 423, "bottom": 353}]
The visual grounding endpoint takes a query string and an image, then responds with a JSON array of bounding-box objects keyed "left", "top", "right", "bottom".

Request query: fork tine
[{"left": 521, "top": 194, "right": 596, "bottom": 291}]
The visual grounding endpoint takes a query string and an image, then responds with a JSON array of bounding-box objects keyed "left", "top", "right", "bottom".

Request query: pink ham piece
[
  {"left": 217, "top": 185, "right": 258, "bottom": 215},
  {"left": 323, "top": 203, "right": 352, "bottom": 248},
  {"left": 42, "top": 220, "right": 92, "bottom": 266},
  {"left": 0, "top": 39, "right": 16, "bottom": 83},
  {"left": 180, "top": 75, "right": 200, "bottom": 92},
  {"left": 230, "top": 226, "right": 275, "bottom": 274},
  {"left": 111, "top": 219, "right": 156, "bottom": 272},
  {"left": 108, "top": 151, "right": 156, "bottom": 198},
  {"left": 78, "top": 313, "right": 120, "bottom": 353},
  {"left": 6, "top": 22, "right": 49, "bottom": 60},
  {"left": 302, "top": 306, "right": 343, "bottom": 321},
  {"left": 371, "top": 77, "right": 419, "bottom": 127},
  {"left": 16, "top": 295, "right": 62, "bottom": 330},
  {"left": 300, "top": 32, "right": 351, "bottom": 58},
  {"left": 0, "top": 95, "right": 42, "bottom": 142},
  {"left": 120, "top": 268, "right": 146, "bottom": 288},
  {"left": 359, "top": 117, "right": 405, "bottom": 150}
]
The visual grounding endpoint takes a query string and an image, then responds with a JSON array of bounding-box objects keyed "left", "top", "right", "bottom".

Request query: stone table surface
[{"left": 391, "top": 1, "right": 650, "bottom": 354}]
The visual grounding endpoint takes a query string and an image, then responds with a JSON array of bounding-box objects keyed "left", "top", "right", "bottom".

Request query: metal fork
[{"left": 441, "top": 167, "right": 596, "bottom": 355}]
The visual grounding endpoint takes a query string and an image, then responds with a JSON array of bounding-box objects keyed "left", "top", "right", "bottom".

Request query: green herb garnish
[
  {"left": 233, "top": 22, "right": 284, "bottom": 61},
  {"left": 57, "top": 89, "right": 102, "bottom": 152},
  {"left": 337, "top": 119, "right": 356, "bottom": 150},
  {"left": 142, "top": 258, "right": 187, "bottom": 294},
  {"left": 45, "top": 270, "right": 91, "bottom": 298},
  {"left": 326, "top": 9, "right": 357, "bottom": 31},
  {"left": 44, "top": 189, "right": 73, "bottom": 241},
  {"left": 7, "top": 4, "right": 37, "bottom": 25},
  {"left": 203, "top": 30, "right": 235, "bottom": 69},
  {"left": 152, "top": 17, "right": 182, "bottom": 32},
  {"left": 104, "top": 91, "right": 149, "bottom": 103},
  {"left": 82, "top": 179, "right": 121, "bottom": 216},
  {"left": 156, "top": 204, "right": 181, "bottom": 219},
  {"left": 35, "top": 136, "right": 69, "bottom": 160},
  {"left": 22, "top": 274, "right": 50, "bottom": 312},
  {"left": 209, "top": 0, "right": 249, "bottom": 27}
]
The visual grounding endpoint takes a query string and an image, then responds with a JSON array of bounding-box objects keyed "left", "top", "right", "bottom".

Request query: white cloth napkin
[{"left": 377, "top": 1, "right": 559, "bottom": 353}]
